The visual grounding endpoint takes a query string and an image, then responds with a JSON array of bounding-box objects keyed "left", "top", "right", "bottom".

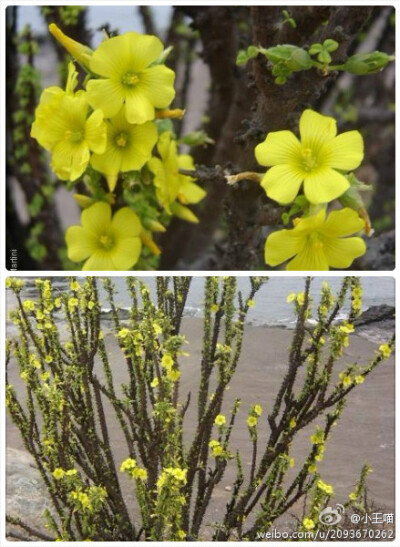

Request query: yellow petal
[
  {"left": 90, "top": 35, "right": 130, "bottom": 78},
  {"left": 111, "top": 208, "right": 142, "bottom": 238},
  {"left": 287, "top": 241, "right": 329, "bottom": 271},
  {"left": 264, "top": 229, "right": 303, "bottom": 267},
  {"left": 322, "top": 237, "right": 366, "bottom": 268},
  {"left": 110, "top": 238, "right": 142, "bottom": 270},
  {"left": 177, "top": 154, "right": 195, "bottom": 172},
  {"left": 255, "top": 130, "right": 301, "bottom": 166},
  {"left": 137, "top": 65, "right": 176, "bottom": 108},
  {"left": 157, "top": 131, "right": 174, "bottom": 161},
  {"left": 83, "top": 250, "right": 116, "bottom": 271},
  {"left": 323, "top": 130, "right": 364, "bottom": 170},
  {"left": 292, "top": 210, "right": 326, "bottom": 235},
  {"left": 178, "top": 180, "right": 206, "bottom": 204},
  {"left": 65, "top": 226, "right": 96, "bottom": 262},
  {"left": 91, "top": 139, "right": 123, "bottom": 178},
  {"left": 81, "top": 202, "right": 112, "bottom": 236},
  {"left": 122, "top": 122, "right": 158, "bottom": 171},
  {"left": 319, "top": 208, "right": 364, "bottom": 237},
  {"left": 124, "top": 91, "right": 155, "bottom": 124},
  {"left": 299, "top": 109, "right": 337, "bottom": 150},
  {"left": 85, "top": 109, "right": 106, "bottom": 154},
  {"left": 303, "top": 168, "right": 349, "bottom": 204},
  {"left": 70, "top": 144, "right": 90, "bottom": 181},
  {"left": 261, "top": 164, "right": 303, "bottom": 204},
  {"left": 90, "top": 32, "right": 164, "bottom": 77},
  {"left": 86, "top": 79, "right": 124, "bottom": 118}
]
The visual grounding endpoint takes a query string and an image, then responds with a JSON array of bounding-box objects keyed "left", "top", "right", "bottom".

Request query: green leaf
[
  {"left": 246, "top": 45, "right": 259, "bottom": 59},
  {"left": 323, "top": 39, "right": 339, "bottom": 52},
  {"left": 309, "top": 43, "right": 323, "bottom": 55},
  {"left": 318, "top": 50, "right": 332, "bottom": 64},
  {"left": 236, "top": 50, "right": 249, "bottom": 66}
]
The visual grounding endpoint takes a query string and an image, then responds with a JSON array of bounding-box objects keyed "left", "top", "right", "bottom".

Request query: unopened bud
[
  {"left": 170, "top": 202, "right": 199, "bottom": 223},
  {"left": 344, "top": 51, "right": 394, "bottom": 75},
  {"left": 49, "top": 24, "right": 93, "bottom": 70}
]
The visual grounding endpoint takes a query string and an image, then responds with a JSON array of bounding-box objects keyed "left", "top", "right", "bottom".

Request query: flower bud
[
  {"left": 170, "top": 202, "right": 199, "bottom": 223},
  {"left": 344, "top": 51, "right": 394, "bottom": 75},
  {"left": 49, "top": 24, "right": 93, "bottom": 70}
]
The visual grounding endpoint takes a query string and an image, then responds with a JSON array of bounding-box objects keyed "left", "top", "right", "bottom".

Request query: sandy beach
[{"left": 6, "top": 317, "right": 395, "bottom": 532}]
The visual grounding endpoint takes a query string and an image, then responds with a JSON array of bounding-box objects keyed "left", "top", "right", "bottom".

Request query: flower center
[
  {"left": 121, "top": 71, "right": 140, "bottom": 86},
  {"left": 300, "top": 147, "right": 318, "bottom": 172},
  {"left": 99, "top": 234, "right": 114, "bottom": 250},
  {"left": 65, "top": 129, "right": 84, "bottom": 143},
  {"left": 309, "top": 232, "right": 324, "bottom": 250},
  {"left": 115, "top": 131, "right": 129, "bottom": 148}
]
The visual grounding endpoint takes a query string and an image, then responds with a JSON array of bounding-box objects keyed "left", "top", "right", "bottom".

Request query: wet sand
[{"left": 6, "top": 317, "right": 395, "bottom": 528}]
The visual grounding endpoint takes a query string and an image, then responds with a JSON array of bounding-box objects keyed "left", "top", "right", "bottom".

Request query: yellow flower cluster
[
  {"left": 156, "top": 467, "right": 187, "bottom": 491},
  {"left": 120, "top": 458, "right": 148, "bottom": 481},
  {"left": 256, "top": 109, "right": 367, "bottom": 271},
  {"left": 31, "top": 25, "right": 207, "bottom": 271},
  {"left": 316, "top": 479, "right": 334, "bottom": 496}
]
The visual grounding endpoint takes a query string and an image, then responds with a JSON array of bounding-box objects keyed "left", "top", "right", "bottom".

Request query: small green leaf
[
  {"left": 236, "top": 50, "right": 249, "bottom": 66},
  {"left": 318, "top": 50, "right": 332, "bottom": 64},
  {"left": 309, "top": 43, "right": 323, "bottom": 55},
  {"left": 323, "top": 39, "right": 339, "bottom": 52}
]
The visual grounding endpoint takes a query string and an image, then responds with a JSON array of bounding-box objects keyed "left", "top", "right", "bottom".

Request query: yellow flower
[
  {"left": 212, "top": 445, "right": 224, "bottom": 457},
  {"left": 255, "top": 109, "right": 364, "bottom": 204},
  {"left": 31, "top": 64, "right": 106, "bottom": 181},
  {"left": 354, "top": 375, "right": 365, "bottom": 384},
  {"left": 53, "top": 468, "right": 65, "bottom": 480},
  {"left": 339, "top": 372, "right": 352, "bottom": 388},
  {"left": 91, "top": 106, "right": 157, "bottom": 191},
  {"left": 308, "top": 463, "right": 317, "bottom": 473},
  {"left": 317, "top": 479, "right": 334, "bottom": 495},
  {"left": 168, "top": 369, "right": 181, "bottom": 382},
  {"left": 215, "top": 414, "right": 226, "bottom": 426},
  {"left": 66, "top": 202, "right": 142, "bottom": 271},
  {"left": 289, "top": 417, "right": 297, "bottom": 429},
  {"left": 265, "top": 208, "right": 366, "bottom": 270},
  {"left": 86, "top": 32, "right": 175, "bottom": 125},
  {"left": 286, "top": 293, "right": 296, "bottom": 303},
  {"left": 253, "top": 404, "right": 263, "bottom": 416},
  {"left": 120, "top": 458, "right": 137, "bottom": 472},
  {"left": 302, "top": 518, "right": 315, "bottom": 530},
  {"left": 65, "top": 469, "right": 78, "bottom": 476},
  {"left": 23, "top": 300, "right": 36, "bottom": 311},
  {"left": 296, "top": 292, "right": 305, "bottom": 305},
  {"left": 247, "top": 299, "right": 256, "bottom": 308},
  {"left": 150, "top": 377, "right": 159, "bottom": 388},
  {"left": 211, "top": 304, "right": 219, "bottom": 313},
  {"left": 379, "top": 343, "right": 392, "bottom": 358},
  {"left": 247, "top": 416, "right": 258, "bottom": 428},
  {"left": 349, "top": 492, "right": 358, "bottom": 501},
  {"left": 339, "top": 322, "right": 354, "bottom": 334},
  {"left": 153, "top": 322, "right": 162, "bottom": 335},
  {"left": 288, "top": 457, "right": 295, "bottom": 468},
  {"left": 132, "top": 467, "right": 148, "bottom": 481},
  {"left": 148, "top": 132, "right": 205, "bottom": 217},
  {"left": 49, "top": 24, "right": 93, "bottom": 69},
  {"left": 161, "top": 353, "right": 174, "bottom": 369}
]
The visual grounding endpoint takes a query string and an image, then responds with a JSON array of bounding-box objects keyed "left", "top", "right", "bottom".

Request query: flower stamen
[
  {"left": 115, "top": 132, "right": 129, "bottom": 148},
  {"left": 300, "top": 147, "right": 318, "bottom": 171},
  {"left": 99, "top": 234, "right": 114, "bottom": 250},
  {"left": 65, "top": 129, "right": 84, "bottom": 143},
  {"left": 121, "top": 72, "right": 140, "bottom": 86}
]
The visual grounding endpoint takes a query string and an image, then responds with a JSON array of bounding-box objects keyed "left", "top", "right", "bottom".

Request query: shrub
[{"left": 6, "top": 276, "right": 394, "bottom": 540}]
